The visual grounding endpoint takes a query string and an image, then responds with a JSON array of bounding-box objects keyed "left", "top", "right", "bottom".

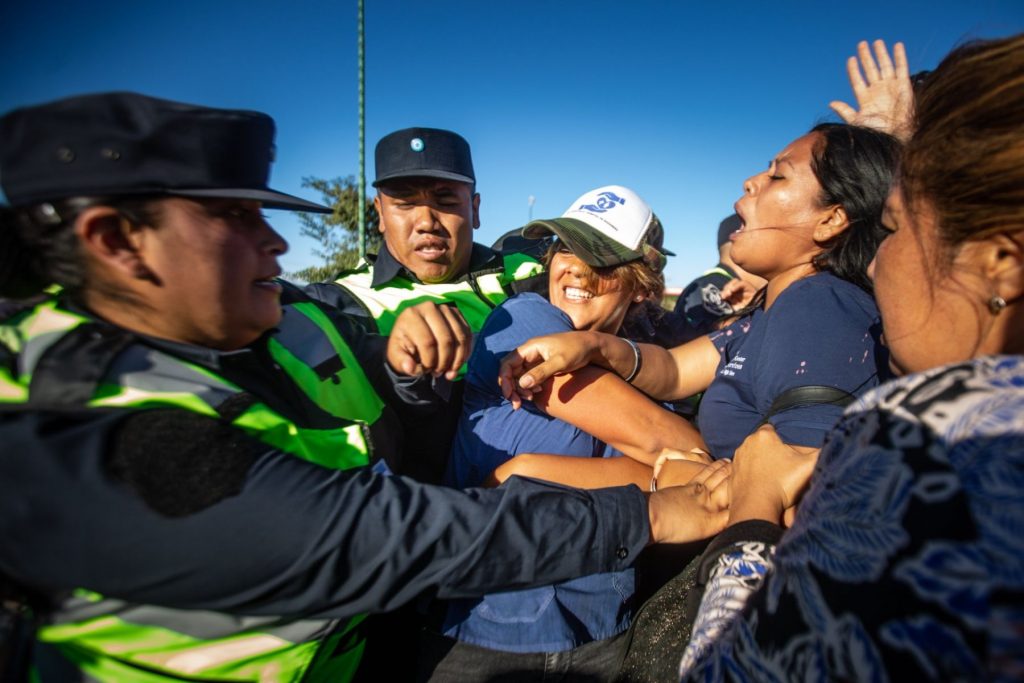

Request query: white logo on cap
[
  {"left": 410, "top": 138, "right": 425, "bottom": 152},
  {"left": 562, "top": 185, "right": 653, "bottom": 251}
]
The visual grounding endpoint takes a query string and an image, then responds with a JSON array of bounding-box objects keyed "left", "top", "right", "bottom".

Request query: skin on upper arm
[{"left": 532, "top": 364, "right": 706, "bottom": 465}]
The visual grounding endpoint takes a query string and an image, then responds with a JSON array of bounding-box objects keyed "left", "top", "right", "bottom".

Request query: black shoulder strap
[{"left": 756, "top": 385, "right": 855, "bottom": 428}]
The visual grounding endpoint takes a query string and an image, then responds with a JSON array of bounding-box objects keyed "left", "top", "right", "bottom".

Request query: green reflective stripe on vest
[
  {"left": 268, "top": 301, "right": 384, "bottom": 424},
  {"left": 233, "top": 404, "right": 370, "bottom": 471},
  {"left": 0, "top": 370, "right": 27, "bottom": 402},
  {"left": 4, "top": 299, "right": 373, "bottom": 681},
  {"left": 501, "top": 252, "right": 546, "bottom": 286},
  {"left": 335, "top": 253, "right": 542, "bottom": 335},
  {"left": 3, "top": 299, "right": 375, "bottom": 469},
  {"left": 333, "top": 269, "right": 492, "bottom": 335},
  {"left": 40, "top": 615, "right": 360, "bottom": 683},
  {"left": 702, "top": 266, "right": 733, "bottom": 279}
]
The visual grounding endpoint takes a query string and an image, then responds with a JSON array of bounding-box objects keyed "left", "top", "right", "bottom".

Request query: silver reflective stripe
[
  {"left": 102, "top": 345, "right": 239, "bottom": 408},
  {"left": 16, "top": 305, "right": 86, "bottom": 376},
  {"left": 272, "top": 306, "right": 337, "bottom": 370},
  {"left": 20, "top": 328, "right": 68, "bottom": 377},
  {"left": 52, "top": 595, "right": 336, "bottom": 645},
  {"left": 139, "top": 634, "right": 292, "bottom": 674}
]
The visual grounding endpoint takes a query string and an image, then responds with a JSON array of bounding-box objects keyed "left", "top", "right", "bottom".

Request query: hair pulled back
[
  {"left": 808, "top": 122, "right": 902, "bottom": 292},
  {"left": 0, "top": 197, "right": 159, "bottom": 300}
]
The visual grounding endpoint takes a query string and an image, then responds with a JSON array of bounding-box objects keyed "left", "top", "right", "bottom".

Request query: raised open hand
[{"left": 829, "top": 40, "right": 914, "bottom": 141}]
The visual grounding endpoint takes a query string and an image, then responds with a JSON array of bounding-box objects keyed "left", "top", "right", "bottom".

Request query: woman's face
[
  {"left": 547, "top": 247, "right": 636, "bottom": 333},
  {"left": 870, "top": 188, "right": 997, "bottom": 375},
  {"left": 731, "top": 133, "right": 835, "bottom": 281},
  {"left": 136, "top": 197, "right": 288, "bottom": 349}
]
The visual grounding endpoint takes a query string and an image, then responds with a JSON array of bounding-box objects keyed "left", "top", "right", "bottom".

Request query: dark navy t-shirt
[
  {"left": 443, "top": 293, "right": 632, "bottom": 653},
  {"left": 698, "top": 272, "right": 887, "bottom": 459}
]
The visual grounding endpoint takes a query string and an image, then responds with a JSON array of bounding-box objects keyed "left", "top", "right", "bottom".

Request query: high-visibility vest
[
  {"left": 0, "top": 287, "right": 382, "bottom": 682},
  {"left": 333, "top": 252, "right": 543, "bottom": 335}
]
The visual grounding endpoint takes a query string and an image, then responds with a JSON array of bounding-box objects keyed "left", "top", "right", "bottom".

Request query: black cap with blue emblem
[{"left": 373, "top": 127, "right": 475, "bottom": 187}]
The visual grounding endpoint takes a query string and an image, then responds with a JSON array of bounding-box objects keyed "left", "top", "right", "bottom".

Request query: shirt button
[{"left": 616, "top": 547, "right": 629, "bottom": 560}]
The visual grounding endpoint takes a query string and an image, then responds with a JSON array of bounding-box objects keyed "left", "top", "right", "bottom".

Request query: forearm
[
  {"left": 539, "top": 366, "right": 706, "bottom": 464},
  {"left": 599, "top": 335, "right": 718, "bottom": 401},
  {"left": 1, "top": 411, "right": 651, "bottom": 620},
  {"left": 490, "top": 453, "right": 653, "bottom": 489}
]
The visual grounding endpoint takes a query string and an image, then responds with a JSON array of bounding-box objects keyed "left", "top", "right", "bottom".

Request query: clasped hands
[{"left": 647, "top": 424, "right": 822, "bottom": 543}]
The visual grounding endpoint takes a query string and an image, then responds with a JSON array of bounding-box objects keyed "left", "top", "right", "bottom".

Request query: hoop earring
[{"left": 988, "top": 295, "right": 1007, "bottom": 315}]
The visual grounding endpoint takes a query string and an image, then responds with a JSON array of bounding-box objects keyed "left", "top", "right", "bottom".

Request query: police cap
[
  {"left": 373, "top": 127, "right": 474, "bottom": 187},
  {"left": 0, "top": 92, "right": 329, "bottom": 212}
]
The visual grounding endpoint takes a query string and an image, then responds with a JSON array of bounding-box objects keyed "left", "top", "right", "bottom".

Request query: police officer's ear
[
  {"left": 75, "top": 206, "right": 155, "bottom": 281},
  {"left": 374, "top": 193, "right": 387, "bottom": 234},
  {"left": 472, "top": 192, "right": 481, "bottom": 230}
]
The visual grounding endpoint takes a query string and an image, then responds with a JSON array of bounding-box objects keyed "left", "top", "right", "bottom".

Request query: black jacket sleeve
[{"left": 0, "top": 408, "right": 648, "bottom": 619}]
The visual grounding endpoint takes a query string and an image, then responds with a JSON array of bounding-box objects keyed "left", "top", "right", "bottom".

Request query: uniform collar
[{"left": 370, "top": 242, "right": 504, "bottom": 287}]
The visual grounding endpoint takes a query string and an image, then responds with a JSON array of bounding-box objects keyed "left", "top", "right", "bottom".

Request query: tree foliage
[{"left": 289, "top": 176, "right": 381, "bottom": 283}]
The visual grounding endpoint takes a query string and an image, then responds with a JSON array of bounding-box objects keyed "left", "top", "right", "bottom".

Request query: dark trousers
[{"left": 416, "top": 629, "right": 629, "bottom": 683}]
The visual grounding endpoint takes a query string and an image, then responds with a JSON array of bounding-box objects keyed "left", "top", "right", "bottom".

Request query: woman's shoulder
[
  {"left": 784, "top": 271, "right": 875, "bottom": 306},
  {"left": 499, "top": 291, "right": 551, "bottom": 313},
  {"left": 481, "top": 292, "right": 571, "bottom": 338},
  {"left": 829, "top": 356, "right": 1024, "bottom": 501},
  {"left": 854, "top": 355, "right": 1024, "bottom": 441},
  {"left": 780, "top": 356, "right": 1024, "bottom": 676},
  {"left": 769, "top": 272, "right": 878, "bottom": 328},
  {"left": 469, "top": 293, "right": 573, "bottom": 380}
]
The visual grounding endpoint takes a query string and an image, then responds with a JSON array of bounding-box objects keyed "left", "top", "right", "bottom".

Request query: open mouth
[
  {"left": 563, "top": 286, "right": 595, "bottom": 302},
  {"left": 731, "top": 205, "right": 748, "bottom": 239},
  {"left": 415, "top": 241, "right": 449, "bottom": 260}
]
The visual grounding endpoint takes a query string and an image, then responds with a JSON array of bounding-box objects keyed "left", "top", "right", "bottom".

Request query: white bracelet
[{"left": 623, "top": 339, "right": 642, "bottom": 384}]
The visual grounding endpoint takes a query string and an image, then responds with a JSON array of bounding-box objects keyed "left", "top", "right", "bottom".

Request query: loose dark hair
[
  {"left": 808, "top": 122, "right": 902, "bottom": 292},
  {"left": 0, "top": 197, "right": 161, "bottom": 299},
  {"left": 900, "top": 34, "right": 1024, "bottom": 265}
]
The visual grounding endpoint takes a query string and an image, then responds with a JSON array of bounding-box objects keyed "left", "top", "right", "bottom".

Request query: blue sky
[{"left": 2, "top": 1, "right": 1021, "bottom": 288}]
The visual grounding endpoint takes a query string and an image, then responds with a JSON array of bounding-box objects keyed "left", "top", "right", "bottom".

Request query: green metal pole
[{"left": 357, "top": 0, "right": 366, "bottom": 260}]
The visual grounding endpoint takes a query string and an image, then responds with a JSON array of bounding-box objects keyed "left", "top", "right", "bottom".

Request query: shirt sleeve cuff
[
  {"left": 697, "top": 519, "right": 783, "bottom": 584},
  {"left": 589, "top": 484, "right": 650, "bottom": 569}
]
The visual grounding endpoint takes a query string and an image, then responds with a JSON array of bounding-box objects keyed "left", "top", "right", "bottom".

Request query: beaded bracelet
[{"left": 623, "top": 339, "right": 642, "bottom": 384}]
